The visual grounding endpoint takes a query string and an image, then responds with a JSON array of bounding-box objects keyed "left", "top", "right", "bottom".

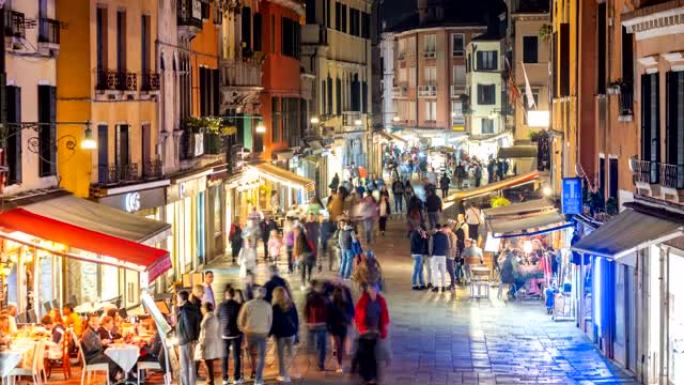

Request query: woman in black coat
[{"left": 327, "top": 287, "right": 353, "bottom": 372}]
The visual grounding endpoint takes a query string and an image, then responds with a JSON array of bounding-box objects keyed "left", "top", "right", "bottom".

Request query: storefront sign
[
  {"left": 562, "top": 177, "right": 582, "bottom": 215},
  {"left": 167, "top": 175, "right": 207, "bottom": 203},
  {"left": 98, "top": 187, "right": 166, "bottom": 213}
]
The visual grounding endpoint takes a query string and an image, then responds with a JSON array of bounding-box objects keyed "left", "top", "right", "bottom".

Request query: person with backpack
[
  {"left": 391, "top": 179, "right": 405, "bottom": 214},
  {"left": 338, "top": 217, "right": 357, "bottom": 280},
  {"left": 270, "top": 287, "right": 299, "bottom": 383},
  {"left": 304, "top": 280, "right": 331, "bottom": 371},
  {"left": 293, "top": 225, "right": 317, "bottom": 289}
]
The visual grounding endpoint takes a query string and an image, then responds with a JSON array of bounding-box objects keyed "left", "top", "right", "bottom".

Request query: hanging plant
[{"left": 538, "top": 24, "right": 553, "bottom": 41}]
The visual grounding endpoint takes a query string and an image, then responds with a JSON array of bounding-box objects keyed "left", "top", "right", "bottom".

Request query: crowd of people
[{"left": 172, "top": 265, "right": 391, "bottom": 385}]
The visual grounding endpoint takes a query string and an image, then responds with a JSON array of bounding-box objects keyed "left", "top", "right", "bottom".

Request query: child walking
[{"left": 267, "top": 229, "right": 283, "bottom": 263}]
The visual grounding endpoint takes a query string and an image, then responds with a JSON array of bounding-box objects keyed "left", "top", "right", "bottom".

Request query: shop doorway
[{"left": 614, "top": 262, "right": 637, "bottom": 372}]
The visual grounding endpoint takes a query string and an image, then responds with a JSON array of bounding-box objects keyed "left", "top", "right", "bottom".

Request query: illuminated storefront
[
  {"left": 166, "top": 169, "right": 212, "bottom": 279},
  {"left": 226, "top": 162, "right": 315, "bottom": 228},
  {"left": 0, "top": 191, "right": 171, "bottom": 318}
]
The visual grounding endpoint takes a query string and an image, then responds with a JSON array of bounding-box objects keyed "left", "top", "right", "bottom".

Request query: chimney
[{"left": 417, "top": 0, "right": 429, "bottom": 24}]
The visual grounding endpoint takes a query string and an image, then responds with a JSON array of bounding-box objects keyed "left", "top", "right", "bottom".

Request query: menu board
[{"left": 140, "top": 292, "right": 172, "bottom": 336}]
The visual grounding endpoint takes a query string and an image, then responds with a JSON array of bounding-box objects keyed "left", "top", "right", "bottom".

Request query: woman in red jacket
[{"left": 354, "top": 283, "right": 390, "bottom": 385}]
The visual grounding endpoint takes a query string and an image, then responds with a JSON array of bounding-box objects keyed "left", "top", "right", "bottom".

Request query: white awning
[{"left": 571, "top": 209, "right": 684, "bottom": 259}]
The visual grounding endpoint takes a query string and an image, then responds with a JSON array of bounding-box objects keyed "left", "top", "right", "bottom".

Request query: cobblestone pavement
[
  {"left": 204, "top": 218, "right": 638, "bottom": 385},
  {"left": 47, "top": 218, "right": 639, "bottom": 385}
]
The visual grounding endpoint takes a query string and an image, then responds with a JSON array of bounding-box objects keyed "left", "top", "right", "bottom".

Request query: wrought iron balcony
[
  {"left": 122, "top": 72, "right": 137, "bottom": 92},
  {"left": 38, "top": 18, "right": 60, "bottom": 45},
  {"left": 661, "top": 163, "right": 684, "bottom": 190},
  {"left": 632, "top": 159, "right": 659, "bottom": 185},
  {"left": 5, "top": 11, "right": 25, "bottom": 39},
  {"left": 418, "top": 84, "right": 437, "bottom": 97},
  {"left": 221, "top": 59, "right": 262, "bottom": 88},
  {"left": 143, "top": 159, "right": 163, "bottom": 179},
  {"left": 96, "top": 163, "right": 142, "bottom": 186},
  {"left": 141, "top": 73, "right": 160, "bottom": 91},
  {"left": 96, "top": 71, "right": 120, "bottom": 91}
]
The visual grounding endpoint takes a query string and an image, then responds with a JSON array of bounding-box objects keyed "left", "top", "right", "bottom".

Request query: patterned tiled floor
[{"left": 47, "top": 218, "right": 638, "bottom": 385}]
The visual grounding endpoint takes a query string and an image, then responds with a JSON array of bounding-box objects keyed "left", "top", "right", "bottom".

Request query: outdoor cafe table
[
  {"left": 105, "top": 344, "right": 140, "bottom": 377},
  {"left": 0, "top": 340, "right": 34, "bottom": 384}
]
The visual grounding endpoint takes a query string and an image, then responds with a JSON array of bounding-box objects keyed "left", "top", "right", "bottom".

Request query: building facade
[{"left": 302, "top": 0, "right": 373, "bottom": 183}]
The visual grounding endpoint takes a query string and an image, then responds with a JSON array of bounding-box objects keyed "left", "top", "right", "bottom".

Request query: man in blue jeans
[
  {"left": 237, "top": 286, "right": 272, "bottom": 385},
  {"left": 304, "top": 280, "right": 330, "bottom": 370},
  {"left": 337, "top": 218, "right": 356, "bottom": 279},
  {"left": 409, "top": 226, "right": 428, "bottom": 290}
]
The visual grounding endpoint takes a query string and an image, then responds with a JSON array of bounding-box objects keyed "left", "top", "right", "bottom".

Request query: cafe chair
[
  {"left": 47, "top": 327, "right": 72, "bottom": 380},
  {"left": 71, "top": 330, "right": 110, "bottom": 385},
  {"left": 9, "top": 339, "right": 46, "bottom": 385},
  {"left": 136, "top": 342, "right": 171, "bottom": 385}
]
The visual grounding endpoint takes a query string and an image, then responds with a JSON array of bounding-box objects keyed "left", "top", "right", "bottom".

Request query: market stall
[{"left": 483, "top": 199, "right": 573, "bottom": 313}]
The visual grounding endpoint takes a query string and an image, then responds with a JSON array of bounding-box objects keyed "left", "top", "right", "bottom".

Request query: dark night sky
[{"left": 379, "top": 0, "right": 508, "bottom": 32}]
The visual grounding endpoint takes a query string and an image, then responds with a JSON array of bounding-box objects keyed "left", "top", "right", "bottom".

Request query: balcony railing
[
  {"left": 143, "top": 159, "right": 163, "bottom": 179},
  {"left": 632, "top": 159, "right": 659, "bottom": 185},
  {"left": 392, "top": 84, "right": 408, "bottom": 97},
  {"left": 38, "top": 18, "right": 60, "bottom": 44},
  {"left": 418, "top": 84, "right": 437, "bottom": 97},
  {"left": 177, "top": 0, "right": 203, "bottom": 29},
  {"left": 122, "top": 73, "right": 137, "bottom": 92},
  {"left": 96, "top": 71, "right": 120, "bottom": 91},
  {"left": 221, "top": 59, "right": 262, "bottom": 88},
  {"left": 301, "top": 24, "right": 327, "bottom": 45},
  {"left": 97, "top": 163, "right": 141, "bottom": 185},
  {"left": 661, "top": 163, "right": 684, "bottom": 190},
  {"left": 5, "top": 11, "right": 25, "bottom": 39},
  {"left": 619, "top": 82, "right": 634, "bottom": 117},
  {"left": 141, "top": 73, "right": 160, "bottom": 91},
  {"left": 342, "top": 111, "right": 366, "bottom": 128},
  {"left": 451, "top": 85, "right": 464, "bottom": 98}
]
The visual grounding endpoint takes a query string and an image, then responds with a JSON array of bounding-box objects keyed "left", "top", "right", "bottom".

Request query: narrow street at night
[{"left": 184, "top": 219, "right": 637, "bottom": 385}]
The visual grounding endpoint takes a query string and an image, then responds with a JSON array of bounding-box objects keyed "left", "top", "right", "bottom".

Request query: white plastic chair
[
  {"left": 9, "top": 339, "right": 45, "bottom": 385},
  {"left": 137, "top": 338, "right": 170, "bottom": 385},
  {"left": 71, "top": 330, "right": 110, "bottom": 385}
]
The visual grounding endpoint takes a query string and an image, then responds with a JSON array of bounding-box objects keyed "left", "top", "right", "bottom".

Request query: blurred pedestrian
[
  {"left": 304, "top": 280, "right": 331, "bottom": 371},
  {"left": 439, "top": 173, "right": 451, "bottom": 198},
  {"left": 353, "top": 283, "right": 390, "bottom": 385},
  {"left": 229, "top": 221, "right": 243, "bottom": 264},
  {"left": 218, "top": 287, "right": 243, "bottom": 385},
  {"left": 294, "top": 225, "right": 317, "bottom": 289},
  {"left": 270, "top": 287, "right": 299, "bottom": 383},
  {"left": 237, "top": 286, "right": 272, "bottom": 385},
  {"left": 391, "top": 178, "right": 405, "bottom": 213},
  {"left": 327, "top": 287, "right": 353, "bottom": 373},
  {"left": 338, "top": 218, "right": 356, "bottom": 280},
  {"left": 378, "top": 194, "right": 390, "bottom": 236},
  {"left": 425, "top": 188, "right": 442, "bottom": 230},
  {"left": 465, "top": 204, "right": 483, "bottom": 244},
  {"left": 409, "top": 226, "right": 428, "bottom": 290},
  {"left": 197, "top": 302, "right": 222, "bottom": 385},
  {"left": 176, "top": 290, "right": 201, "bottom": 385},
  {"left": 267, "top": 229, "right": 282, "bottom": 263},
  {"left": 430, "top": 225, "right": 449, "bottom": 293},
  {"left": 284, "top": 220, "right": 296, "bottom": 274}
]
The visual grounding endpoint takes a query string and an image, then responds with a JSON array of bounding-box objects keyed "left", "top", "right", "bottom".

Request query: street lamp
[
  {"left": 392, "top": 115, "right": 401, "bottom": 123},
  {"left": 310, "top": 117, "right": 320, "bottom": 125},
  {"left": 81, "top": 124, "right": 97, "bottom": 150},
  {"left": 255, "top": 122, "right": 266, "bottom": 134},
  {"left": 542, "top": 185, "right": 553, "bottom": 197},
  {"left": 354, "top": 119, "right": 363, "bottom": 127}
]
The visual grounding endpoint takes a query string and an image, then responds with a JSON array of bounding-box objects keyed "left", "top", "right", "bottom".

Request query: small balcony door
[
  {"left": 97, "top": 125, "right": 108, "bottom": 184},
  {"left": 116, "top": 124, "right": 130, "bottom": 171}
]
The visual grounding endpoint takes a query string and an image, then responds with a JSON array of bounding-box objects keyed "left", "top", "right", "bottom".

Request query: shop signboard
[
  {"left": 562, "top": 177, "right": 582, "bottom": 215},
  {"left": 98, "top": 187, "right": 166, "bottom": 213}
]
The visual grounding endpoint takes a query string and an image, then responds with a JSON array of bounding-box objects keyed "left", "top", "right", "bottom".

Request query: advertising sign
[{"left": 562, "top": 177, "right": 582, "bottom": 215}]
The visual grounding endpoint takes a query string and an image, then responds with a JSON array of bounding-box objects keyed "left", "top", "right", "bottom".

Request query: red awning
[{"left": 0, "top": 208, "right": 171, "bottom": 281}]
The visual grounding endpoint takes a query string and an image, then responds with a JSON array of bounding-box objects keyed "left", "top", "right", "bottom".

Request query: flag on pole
[{"left": 522, "top": 62, "right": 536, "bottom": 110}]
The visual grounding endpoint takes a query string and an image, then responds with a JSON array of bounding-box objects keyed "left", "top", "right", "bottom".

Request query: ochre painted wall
[{"left": 191, "top": 4, "right": 220, "bottom": 118}]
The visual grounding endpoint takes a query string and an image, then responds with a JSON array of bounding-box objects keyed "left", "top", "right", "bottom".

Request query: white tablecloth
[
  {"left": 0, "top": 351, "right": 23, "bottom": 378},
  {"left": 105, "top": 344, "right": 140, "bottom": 373}
]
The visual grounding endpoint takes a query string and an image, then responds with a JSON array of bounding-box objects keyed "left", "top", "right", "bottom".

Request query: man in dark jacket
[
  {"left": 430, "top": 225, "right": 450, "bottom": 292},
  {"left": 454, "top": 163, "right": 466, "bottom": 189},
  {"left": 176, "top": 290, "right": 201, "bottom": 385},
  {"left": 391, "top": 179, "right": 405, "bottom": 213},
  {"left": 487, "top": 156, "right": 497, "bottom": 183},
  {"left": 425, "top": 189, "right": 442, "bottom": 230},
  {"left": 260, "top": 217, "right": 278, "bottom": 262},
  {"left": 409, "top": 226, "right": 429, "bottom": 290},
  {"left": 81, "top": 314, "right": 121, "bottom": 382},
  {"left": 439, "top": 173, "right": 451, "bottom": 198},
  {"left": 218, "top": 287, "right": 243, "bottom": 384},
  {"left": 263, "top": 265, "right": 291, "bottom": 303}
]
